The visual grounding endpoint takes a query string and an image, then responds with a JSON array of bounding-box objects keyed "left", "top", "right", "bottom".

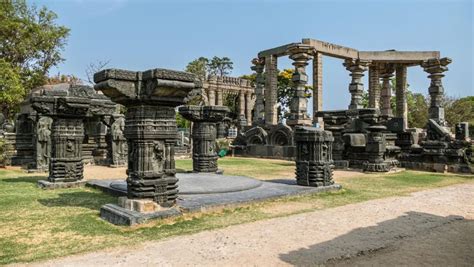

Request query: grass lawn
[{"left": 0, "top": 158, "right": 472, "bottom": 264}]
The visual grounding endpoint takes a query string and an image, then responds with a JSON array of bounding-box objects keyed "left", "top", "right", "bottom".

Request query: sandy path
[{"left": 23, "top": 183, "right": 474, "bottom": 267}]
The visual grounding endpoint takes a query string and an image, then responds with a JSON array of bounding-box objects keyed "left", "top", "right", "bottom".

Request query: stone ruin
[
  {"left": 178, "top": 105, "right": 229, "bottom": 173},
  {"left": 94, "top": 68, "right": 202, "bottom": 210},
  {"left": 2, "top": 84, "right": 126, "bottom": 172},
  {"left": 235, "top": 38, "right": 472, "bottom": 174}
]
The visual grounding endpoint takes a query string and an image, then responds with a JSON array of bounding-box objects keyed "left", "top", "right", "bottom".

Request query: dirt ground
[
  {"left": 24, "top": 183, "right": 474, "bottom": 267},
  {"left": 81, "top": 165, "right": 369, "bottom": 181}
]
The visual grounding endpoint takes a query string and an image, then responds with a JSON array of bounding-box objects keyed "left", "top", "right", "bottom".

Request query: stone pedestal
[
  {"left": 94, "top": 68, "right": 202, "bottom": 208},
  {"left": 294, "top": 126, "right": 334, "bottom": 187},
  {"left": 363, "top": 125, "right": 390, "bottom": 172},
  {"left": 287, "top": 44, "right": 312, "bottom": 126},
  {"left": 178, "top": 105, "right": 229, "bottom": 173}
]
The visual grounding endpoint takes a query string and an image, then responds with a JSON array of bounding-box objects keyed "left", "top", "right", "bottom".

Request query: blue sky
[{"left": 36, "top": 0, "right": 473, "bottom": 111}]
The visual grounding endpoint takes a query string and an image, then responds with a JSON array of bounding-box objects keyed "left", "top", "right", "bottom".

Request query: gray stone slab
[
  {"left": 90, "top": 174, "right": 342, "bottom": 226},
  {"left": 38, "top": 179, "right": 87, "bottom": 190}
]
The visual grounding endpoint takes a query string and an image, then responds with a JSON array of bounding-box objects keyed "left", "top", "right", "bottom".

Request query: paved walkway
[{"left": 26, "top": 183, "right": 474, "bottom": 266}]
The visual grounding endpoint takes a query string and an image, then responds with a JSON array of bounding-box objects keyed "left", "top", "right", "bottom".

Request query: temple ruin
[{"left": 237, "top": 38, "right": 472, "bottom": 173}]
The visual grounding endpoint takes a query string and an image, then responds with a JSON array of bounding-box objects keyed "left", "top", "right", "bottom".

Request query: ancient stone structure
[
  {"left": 294, "top": 126, "right": 334, "bottom": 186},
  {"left": 202, "top": 75, "right": 254, "bottom": 127},
  {"left": 109, "top": 115, "right": 127, "bottom": 167},
  {"left": 94, "top": 68, "right": 202, "bottom": 207},
  {"left": 178, "top": 105, "right": 229, "bottom": 172},
  {"left": 6, "top": 84, "right": 120, "bottom": 170},
  {"left": 235, "top": 38, "right": 470, "bottom": 174},
  {"left": 29, "top": 84, "right": 116, "bottom": 186}
]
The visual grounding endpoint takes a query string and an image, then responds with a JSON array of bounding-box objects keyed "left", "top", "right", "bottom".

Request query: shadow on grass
[
  {"left": 38, "top": 191, "right": 113, "bottom": 210},
  {"left": 2, "top": 176, "right": 44, "bottom": 184}
]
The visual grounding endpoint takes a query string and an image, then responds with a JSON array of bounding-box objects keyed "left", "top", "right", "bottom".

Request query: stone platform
[
  {"left": 38, "top": 180, "right": 87, "bottom": 190},
  {"left": 88, "top": 173, "right": 342, "bottom": 225}
]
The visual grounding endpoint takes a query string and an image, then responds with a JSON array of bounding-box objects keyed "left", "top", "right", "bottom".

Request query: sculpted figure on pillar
[
  {"left": 36, "top": 116, "right": 52, "bottom": 171},
  {"left": 343, "top": 59, "right": 369, "bottom": 110},
  {"left": 110, "top": 116, "right": 127, "bottom": 167}
]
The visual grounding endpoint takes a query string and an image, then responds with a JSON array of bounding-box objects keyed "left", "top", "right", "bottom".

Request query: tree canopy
[
  {"left": 0, "top": 0, "right": 70, "bottom": 118},
  {"left": 185, "top": 56, "right": 233, "bottom": 79}
]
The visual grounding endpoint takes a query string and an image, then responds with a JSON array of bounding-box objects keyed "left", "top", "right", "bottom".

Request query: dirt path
[{"left": 24, "top": 183, "right": 474, "bottom": 267}]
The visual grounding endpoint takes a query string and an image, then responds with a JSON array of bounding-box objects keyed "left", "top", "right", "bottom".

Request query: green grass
[{"left": 0, "top": 160, "right": 472, "bottom": 264}]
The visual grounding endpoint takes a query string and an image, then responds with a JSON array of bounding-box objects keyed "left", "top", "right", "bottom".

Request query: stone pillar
[
  {"left": 294, "top": 126, "right": 334, "bottom": 187},
  {"left": 312, "top": 52, "right": 323, "bottom": 126},
  {"left": 109, "top": 115, "right": 127, "bottom": 167},
  {"left": 421, "top": 58, "right": 452, "bottom": 126},
  {"left": 251, "top": 58, "right": 265, "bottom": 125},
  {"left": 178, "top": 105, "right": 229, "bottom": 172},
  {"left": 380, "top": 65, "right": 395, "bottom": 117},
  {"left": 94, "top": 68, "right": 201, "bottom": 208},
  {"left": 208, "top": 89, "right": 216, "bottom": 106},
  {"left": 216, "top": 89, "right": 223, "bottom": 106},
  {"left": 363, "top": 125, "right": 390, "bottom": 172},
  {"left": 239, "top": 91, "right": 245, "bottom": 117},
  {"left": 395, "top": 65, "right": 408, "bottom": 129},
  {"left": 344, "top": 59, "right": 369, "bottom": 110},
  {"left": 49, "top": 115, "right": 88, "bottom": 182},
  {"left": 287, "top": 44, "right": 313, "bottom": 126},
  {"left": 245, "top": 92, "right": 252, "bottom": 126},
  {"left": 264, "top": 55, "right": 278, "bottom": 125},
  {"left": 368, "top": 64, "right": 381, "bottom": 109}
]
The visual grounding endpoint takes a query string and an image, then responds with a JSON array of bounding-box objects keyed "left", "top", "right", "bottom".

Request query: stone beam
[
  {"left": 359, "top": 51, "right": 440, "bottom": 63},
  {"left": 258, "top": 43, "right": 299, "bottom": 58},
  {"left": 302, "top": 38, "right": 359, "bottom": 59}
]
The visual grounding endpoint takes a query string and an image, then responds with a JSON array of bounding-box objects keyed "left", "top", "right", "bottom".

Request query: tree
[
  {"left": 46, "top": 73, "right": 82, "bottom": 85},
  {"left": 0, "top": 0, "right": 69, "bottom": 116},
  {"left": 85, "top": 60, "right": 110, "bottom": 84},
  {"left": 0, "top": 59, "right": 24, "bottom": 119},
  {"left": 208, "top": 56, "right": 233, "bottom": 77},
  {"left": 185, "top": 57, "right": 209, "bottom": 80},
  {"left": 444, "top": 96, "right": 474, "bottom": 129}
]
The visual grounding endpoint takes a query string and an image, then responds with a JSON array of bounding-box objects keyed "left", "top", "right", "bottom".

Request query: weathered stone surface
[
  {"left": 178, "top": 105, "right": 229, "bottom": 172},
  {"left": 294, "top": 126, "right": 334, "bottom": 186},
  {"left": 251, "top": 58, "right": 266, "bottom": 125},
  {"left": 94, "top": 68, "right": 201, "bottom": 207},
  {"left": 37, "top": 179, "right": 87, "bottom": 189},
  {"left": 109, "top": 115, "right": 127, "bottom": 167},
  {"left": 343, "top": 59, "right": 369, "bottom": 110}
]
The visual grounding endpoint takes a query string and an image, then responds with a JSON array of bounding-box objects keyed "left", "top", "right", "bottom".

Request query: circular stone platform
[{"left": 110, "top": 173, "right": 263, "bottom": 195}]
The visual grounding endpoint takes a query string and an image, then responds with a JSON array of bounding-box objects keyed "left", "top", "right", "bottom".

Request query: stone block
[
  {"left": 37, "top": 179, "right": 87, "bottom": 190},
  {"left": 117, "top": 197, "right": 162, "bottom": 213}
]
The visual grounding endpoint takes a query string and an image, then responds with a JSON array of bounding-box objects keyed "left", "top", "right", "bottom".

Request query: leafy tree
[
  {"left": 176, "top": 113, "right": 190, "bottom": 129},
  {"left": 208, "top": 56, "right": 233, "bottom": 77},
  {"left": 185, "top": 57, "right": 209, "bottom": 80},
  {"left": 0, "top": 59, "right": 25, "bottom": 119},
  {"left": 444, "top": 96, "right": 474, "bottom": 129},
  {"left": 0, "top": 0, "right": 69, "bottom": 115}
]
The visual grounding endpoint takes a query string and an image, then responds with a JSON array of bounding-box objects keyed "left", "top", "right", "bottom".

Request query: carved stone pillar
[
  {"left": 368, "top": 65, "right": 381, "bottom": 109},
  {"left": 287, "top": 44, "right": 313, "bottom": 126},
  {"left": 245, "top": 92, "right": 252, "bottom": 126},
  {"left": 208, "top": 89, "right": 216, "bottom": 106},
  {"left": 238, "top": 91, "right": 245, "bottom": 117},
  {"left": 264, "top": 55, "right": 278, "bottom": 125},
  {"left": 343, "top": 59, "right": 369, "bottom": 110},
  {"left": 216, "top": 89, "right": 223, "bottom": 106},
  {"left": 109, "top": 115, "right": 127, "bottom": 167},
  {"left": 421, "top": 58, "right": 452, "bottom": 126},
  {"left": 363, "top": 125, "right": 390, "bottom": 172},
  {"left": 178, "top": 105, "right": 229, "bottom": 172},
  {"left": 313, "top": 52, "right": 323, "bottom": 126},
  {"left": 395, "top": 65, "right": 408, "bottom": 129},
  {"left": 294, "top": 126, "right": 334, "bottom": 187},
  {"left": 380, "top": 65, "right": 395, "bottom": 118},
  {"left": 251, "top": 58, "right": 265, "bottom": 125},
  {"left": 94, "top": 68, "right": 201, "bottom": 207}
]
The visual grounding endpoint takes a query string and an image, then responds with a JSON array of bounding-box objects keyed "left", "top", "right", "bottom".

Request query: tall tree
[
  {"left": 185, "top": 57, "right": 209, "bottom": 80},
  {"left": 208, "top": 56, "right": 233, "bottom": 77},
  {"left": 0, "top": 0, "right": 70, "bottom": 92},
  {"left": 444, "top": 96, "right": 474, "bottom": 129},
  {"left": 0, "top": 59, "right": 24, "bottom": 119}
]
